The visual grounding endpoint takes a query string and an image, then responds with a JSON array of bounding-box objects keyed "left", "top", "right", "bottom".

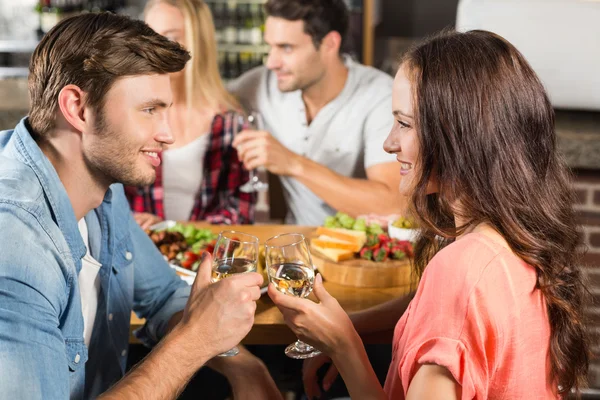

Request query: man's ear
[
  {"left": 321, "top": 31, "right": 342, "bottom": 56},
  {"left": 57, "top": 84, "right": 89, "bottom": 132}
]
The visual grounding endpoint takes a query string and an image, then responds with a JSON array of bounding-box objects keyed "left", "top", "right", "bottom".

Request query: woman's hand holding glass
[
  {"left": 266, "top": 233, "right": 357, "bottom": 360},
  {"left": 267, "top": 269, "right": 357, "bottom": 359}
]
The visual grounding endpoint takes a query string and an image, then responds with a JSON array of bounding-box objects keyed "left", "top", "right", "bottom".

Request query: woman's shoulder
[{"left": 426, "top": 233, "right": 505, "bottom": 282}]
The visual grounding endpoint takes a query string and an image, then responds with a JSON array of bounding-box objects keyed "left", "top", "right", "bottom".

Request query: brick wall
[{"left": 573, "top": 169, "right": 600, "bottom": 388}]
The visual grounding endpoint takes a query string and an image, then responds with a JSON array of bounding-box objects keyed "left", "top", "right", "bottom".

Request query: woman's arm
[
  {"left": 406, "top": 364, "right": 461, "bottom": 400},
  {"left": 268, "top": 274, "right": 387, "bottom": 400}
]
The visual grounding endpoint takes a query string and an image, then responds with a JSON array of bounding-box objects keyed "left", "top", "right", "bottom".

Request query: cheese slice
[
  {"left": 315, "top": 227, "right": 366, "bottom": 248},
  {"left": 312, "top": 235, "right": 362, "bottom": 252},
  {"left": 311, "top": 243, "right": 355, "bottom": 262}
]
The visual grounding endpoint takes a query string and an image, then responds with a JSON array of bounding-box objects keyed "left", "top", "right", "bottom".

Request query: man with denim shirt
[{"left": 0, "top": 13, "right": 280, "bottom": 400}]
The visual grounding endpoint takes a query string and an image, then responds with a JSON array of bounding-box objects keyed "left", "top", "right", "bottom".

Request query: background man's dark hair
[
  {"left": 265, "top": 0, "right": 349, "bottom": 51},
  {"left": 28, "top": 12, "right": 190, "bottom": 136}
]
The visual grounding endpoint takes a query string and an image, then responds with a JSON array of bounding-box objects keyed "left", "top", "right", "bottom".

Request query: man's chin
[
  {"left": 277, "top": 81, "right": 298, "bottom": 93},
  {"left": 118, "top": 171, "right": 156, "bottom": 187}
]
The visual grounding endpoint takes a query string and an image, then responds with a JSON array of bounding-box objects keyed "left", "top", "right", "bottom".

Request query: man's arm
[
  {"left": 233, "top": 88, "right": 406, "bottom": 217},
  {"left": 0, "top": 247, "right": 71, "bottom": 398},
  {"left": 102, "top": 253, "right": 263, "bottom": 399},
  {"left": 98, "top": 325, "right": 210, "bottom": 399},
  {"left": 233, "top": 132, "right": 406, "bottom": 218},
  {"left": 291, "top": 159, "right": 405, "bottom": 217}
]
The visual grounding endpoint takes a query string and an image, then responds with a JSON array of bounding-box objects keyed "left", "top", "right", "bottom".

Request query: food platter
[
  {"left": 312, "top": 250, "right": 413, "bottom": 288},
  {"left": 146, "top": 221, "right": 268, "bottom": 292}
]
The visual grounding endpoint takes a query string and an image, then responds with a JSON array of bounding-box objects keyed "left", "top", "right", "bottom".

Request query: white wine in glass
[
  {"left": 265, "top": 233, "right": 321, "bottom": 359},
  {"left": 211, "top": 230, "right": 259, "bottom": 357}
]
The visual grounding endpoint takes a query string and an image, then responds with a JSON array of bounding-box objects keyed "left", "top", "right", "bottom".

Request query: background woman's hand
[
  {"left": 268, "top": 274, "right": 358, "bottom": 356},
  {"left": 134, "top": 212, "right": 163, "bottom": 230}
]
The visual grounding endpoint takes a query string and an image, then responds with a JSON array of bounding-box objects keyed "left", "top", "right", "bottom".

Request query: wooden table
[{"left": 130, "top": 224, "right": 412, "bottom": 345}]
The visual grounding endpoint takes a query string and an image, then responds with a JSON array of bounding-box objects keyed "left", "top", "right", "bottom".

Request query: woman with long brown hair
[{"left": 269, "top": 30, "right": 590, "bottom": 398}]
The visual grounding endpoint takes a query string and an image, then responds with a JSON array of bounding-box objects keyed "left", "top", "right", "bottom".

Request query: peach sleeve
[{"left": 396, "top": 250, "right": 501, "bottom": 399}]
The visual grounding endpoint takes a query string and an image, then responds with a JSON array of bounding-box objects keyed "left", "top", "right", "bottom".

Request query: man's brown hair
[
  {"left": 28, "top": 12, "right": 190, "bottom": 136},
  {"left": 265, "top": 0, "right": 348, "bottom": 51}
]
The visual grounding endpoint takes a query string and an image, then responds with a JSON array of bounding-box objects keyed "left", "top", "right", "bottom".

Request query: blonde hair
[{"left": 144, "top": 0, "right": 240, "bottom": 111}]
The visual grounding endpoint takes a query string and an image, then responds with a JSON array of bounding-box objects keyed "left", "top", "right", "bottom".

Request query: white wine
[
  {"left": 268, "top": 262, "right": 314, "bottom": 298},
  {"left": 211, "top": 258, "right": 257, "bottom": 282}
]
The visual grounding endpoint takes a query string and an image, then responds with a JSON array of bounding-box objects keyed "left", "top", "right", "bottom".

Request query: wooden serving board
[{"left": 312, "top": 251, "right": 413, "bottom": 288}]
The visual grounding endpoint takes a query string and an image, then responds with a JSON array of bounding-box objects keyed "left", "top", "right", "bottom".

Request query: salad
[{"left": 146, "top": 223, "right": 218, "bottom": 271}]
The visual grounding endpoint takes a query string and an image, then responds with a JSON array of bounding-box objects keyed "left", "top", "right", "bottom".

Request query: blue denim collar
[{"left": 13, "top": 117, "right": 87, "bottom": 264}]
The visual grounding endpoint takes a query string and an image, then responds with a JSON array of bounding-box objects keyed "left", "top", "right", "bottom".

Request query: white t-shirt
[
  {"left": 77, "top": 218, "right": 102, "bottom": 348},
  {"left": 229, "top": 56, "right": 396, "bottom": 225},
  {"left": 162, "top": 134, "right": 210, "bottom": 221}
]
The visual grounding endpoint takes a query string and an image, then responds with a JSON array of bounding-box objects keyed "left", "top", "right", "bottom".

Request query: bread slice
[
  {"left": 311, "top": 243, "right": 355, "bottom": 262},
  {"left": 312, "top": 235, "right": 362, "bottom": 252},
  {"left": 315, "top": 227, "right": 367, "bottom": 247}
]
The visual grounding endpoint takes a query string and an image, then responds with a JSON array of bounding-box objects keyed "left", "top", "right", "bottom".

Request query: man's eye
[{"left": 143, "top": 108, "right": 155, "bottom": 115}]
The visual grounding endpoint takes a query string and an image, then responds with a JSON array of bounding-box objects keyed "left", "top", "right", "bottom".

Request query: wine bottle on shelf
[
  {"left": 239, "top": 52, "right": 251, "bottom": 74},
  {"left": 235, "top": 4, "right": 244, "bottom": 44},
  {"left": 211, "top": 2, "right": 224, "bottom": 44},
  {"left": 218, "top": 51, "right": 226, "bottom": 78},
  {"left": 38, "top": 0, "right": 60, "bottom": 36},
  {"left": 243, "top": 4, "right": 254, "bottom": 45},
  {"left": 227, "top": 52, "right": 240, "bottom": 79},
  {"left": 224, "top": 2, "right": 237, "bottom": 45},
  {"left": 259, "top": 4, "right": 266, "bottom": 45},
  {"left": 250, "top": 4, "right": 263, "bottom": 46}
]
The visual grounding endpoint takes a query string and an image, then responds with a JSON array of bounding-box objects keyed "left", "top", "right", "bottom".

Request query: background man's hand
[{"left": 233, "top": 129, "right": 302, "bottom": 176}]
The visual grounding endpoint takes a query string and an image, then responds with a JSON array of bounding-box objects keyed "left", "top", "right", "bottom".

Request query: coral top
[{"left": 384, "top": 233, "right": 558, "bottom": 399}]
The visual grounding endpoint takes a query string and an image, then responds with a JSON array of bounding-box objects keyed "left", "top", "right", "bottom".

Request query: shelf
[
  {"left": 205, "top": 0, "right": 267, "bottom": 4},
  {"left": 0, "top": 40, "right": 39, "bottom": 53},
  {"left": 217, "top": 43, "right": 269, "bottom": 53},
  {"left": 0, "top": 67, "right": 29, "bottom": 79}
]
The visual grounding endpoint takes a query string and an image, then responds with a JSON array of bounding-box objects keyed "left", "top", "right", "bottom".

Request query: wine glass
[
  {"left": 211, "top": 230, "right": 259, "bottom": 356},
  {"left": 265, "top": 233, "right": 322, "bottom": 359},
  {"left": 234, "top": 111, "right": 269, "bottom": 193}
]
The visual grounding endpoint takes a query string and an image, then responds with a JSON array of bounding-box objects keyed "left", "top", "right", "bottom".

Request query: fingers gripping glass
[
  {"left": 211, "top": 230, "right": 259, "bottom": 357},
  {"left": 235, "top": 111, "right": 269, "bottom": 193},
  {"left": 265, "top": 233, "right": 322, "bottom": 359}
]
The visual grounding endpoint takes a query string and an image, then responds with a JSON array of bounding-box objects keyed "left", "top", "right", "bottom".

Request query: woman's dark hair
[
  {"left": 265, "top": 0, "right": 348, "bottom": 51},
  {"left": 403, "top": 30, "right": 589, "bottom": 395}
]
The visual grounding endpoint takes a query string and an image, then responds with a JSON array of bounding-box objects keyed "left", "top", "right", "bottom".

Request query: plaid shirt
[{"left": 125, "top": 111, "right": 256, "bottom": 224}]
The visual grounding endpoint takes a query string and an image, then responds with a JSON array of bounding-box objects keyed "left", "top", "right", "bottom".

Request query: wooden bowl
[{"left": 312, "top": 251, "right": 413, "bottom": 288}]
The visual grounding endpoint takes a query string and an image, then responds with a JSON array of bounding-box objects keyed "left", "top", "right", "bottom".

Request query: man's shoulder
[
  {"left": 0, "top": 154, "right": 44, "bottom": 211},
  {"left": 227, "top": 66, "right": 268, "bottom": 96},
  {"left": 349, "top": 61, "right": 393, "bottom": 97}
]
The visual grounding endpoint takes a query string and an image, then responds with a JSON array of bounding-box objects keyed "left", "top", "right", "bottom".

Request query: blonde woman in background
[{"left": 126, "top": 0, "right": 256, "bottom": 228}]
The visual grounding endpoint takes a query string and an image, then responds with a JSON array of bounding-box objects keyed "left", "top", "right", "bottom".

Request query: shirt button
[
  {"left": 304, "top": 136, "right": 309, "bottom": 141},
  {"left": 121, "top": 349, "right": 127, "bottom": 357},
  {"left": 74, "top": 353, "right": 81, "bottom": 364},
  {"left": 108, "top": 313, "right": 114, "bottom": 321},
  {"left": 125, "top": 251, "right": 133, "bottom": 261}
]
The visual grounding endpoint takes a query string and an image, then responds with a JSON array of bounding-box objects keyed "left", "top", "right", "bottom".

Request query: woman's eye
[{"left": 397, "top": 120, "right": 410, "bottom": 129}]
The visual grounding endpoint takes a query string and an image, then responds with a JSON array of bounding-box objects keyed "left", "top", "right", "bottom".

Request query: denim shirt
[{"left": 0, "top": 118, "right": 191, "bottom": 399}]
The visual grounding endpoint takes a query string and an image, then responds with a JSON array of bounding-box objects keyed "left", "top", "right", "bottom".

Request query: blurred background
[{"left": 0, "top": 0, "right": 598, "bottom": 395}]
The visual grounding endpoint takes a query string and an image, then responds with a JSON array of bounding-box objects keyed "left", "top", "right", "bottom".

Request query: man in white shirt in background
[{"left": 230, "top": 0, "right": 406, "bottom": 226}]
